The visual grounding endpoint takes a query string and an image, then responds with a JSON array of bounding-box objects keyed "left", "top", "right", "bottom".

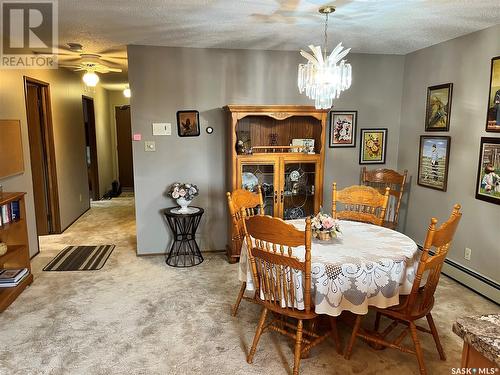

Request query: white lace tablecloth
[{"left": 238, "top": 219, "right": 419, "bottom": 317}]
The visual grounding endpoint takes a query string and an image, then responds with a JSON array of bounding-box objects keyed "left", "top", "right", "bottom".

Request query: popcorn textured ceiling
[{"left": 57, "top": 0, "right": 500, "bottom": 55}]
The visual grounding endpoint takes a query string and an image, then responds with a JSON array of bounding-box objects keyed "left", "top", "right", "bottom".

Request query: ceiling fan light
[
  {"left": 123, "top": 88, "right": 131, "bottom": 98},
  {"left": 82, "top": 71, "right": 99, "bottom": 87}
]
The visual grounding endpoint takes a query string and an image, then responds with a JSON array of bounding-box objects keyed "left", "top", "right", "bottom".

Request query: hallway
[{"left": 0, "top": 196, "right": 497, "bottom": 375}]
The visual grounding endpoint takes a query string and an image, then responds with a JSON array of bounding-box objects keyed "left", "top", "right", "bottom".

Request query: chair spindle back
[
  {"left": 407, "top": 204, "right": 462, "bottom": 313},
  {"left": 227, "top": 187, "right": 263, "bottom": 252},
  {"left": 332, "top": 183, "right": 390, "bottom": 226},
  {"left": 242, "top": 214, "right": 313, "bottom": 313},
  {"left": 361, "top": 167, "right": 408, "bottom": 228}
]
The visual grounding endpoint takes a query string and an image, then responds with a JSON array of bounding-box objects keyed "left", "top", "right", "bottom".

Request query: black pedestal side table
[{"left": 163, "top": 207, "right": 204, "bottom": 267}]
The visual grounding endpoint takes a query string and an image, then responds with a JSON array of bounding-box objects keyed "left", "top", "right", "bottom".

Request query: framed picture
[
  {"left": 425, "top": 83, "right": 453, "bottom": 131},
  {"left": 417, "top": 136, "right": 451, "bottom": 191},
  {"left": 291, "top": 138, "right": 315, "bottom": 154},
  {"left": 359, "top": 128, "right": 387, "bottom": 164},
  {"left": 176, "top": 110, "right": 200, "bottom": 137},
  {"left": 475, "top": 137, "right": 500, "bottom": 205},
  {"left": 486, "top": 56, "right": 500, "bottom": 132},
  {"left": 329, "top": 110, "right": 357, "bottom": 147}
]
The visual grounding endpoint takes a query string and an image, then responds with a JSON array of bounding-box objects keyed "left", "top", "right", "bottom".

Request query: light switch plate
[
  {"left": 152, "top": 122, "right": 171, "bottom": 136},
  {"left": 145, "top": 141, "right": 156, "bottom": 152}
]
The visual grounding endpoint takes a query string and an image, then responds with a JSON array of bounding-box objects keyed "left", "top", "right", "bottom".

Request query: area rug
[{"left": 43, "top": 245, "right": 115, "bottom": 271}]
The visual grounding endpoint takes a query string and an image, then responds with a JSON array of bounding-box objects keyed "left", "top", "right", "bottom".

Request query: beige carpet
[{"left": 0, "top": 196, "right": 497, "bottom": 375}]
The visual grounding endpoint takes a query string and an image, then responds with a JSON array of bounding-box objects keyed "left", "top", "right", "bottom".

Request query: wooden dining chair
[
  {"left": 332, "top": 183, "right": 390, "bottom": 226},
  {"left": 360, "top": 167, "right": 408, "bottom": 229},
  {"left": 242, "top": 213, "right": 341, "bottom": 375},
  {"left": 344, "top": 204, "right": 462, "bottom": 375},
  {"left": 226, "top": 187, "right": 264, "bottom": 316}
]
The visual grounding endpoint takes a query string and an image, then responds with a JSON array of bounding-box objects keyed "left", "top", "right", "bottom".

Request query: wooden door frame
[
  {"left": 82, "top": 95, "right": 100, "bottom": 200},
  {"left": 23, "top": 76, "right": 61, "bottom": 234}
]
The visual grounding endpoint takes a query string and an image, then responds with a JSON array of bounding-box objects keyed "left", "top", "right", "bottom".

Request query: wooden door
[
  {"left": 24, "top": 79, "right": 61, "bottom": 235},
  {"left": 115, "top": 106, "right": 134, "bottom": 189}
]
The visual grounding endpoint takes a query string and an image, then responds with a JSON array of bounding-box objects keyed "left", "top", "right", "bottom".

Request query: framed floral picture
[
  {"left": 486, "top": 56, "right": 500, "bottom": 132},
  {"left": 475, "top": 137, "right": 500, "bottom": 205},
  {"left": 425, "top": 83, "right": 453, "bottom": 131},
  {"left": 359, "top": 128, "right": 387, "bottom": 164},
  {"left": 177, "top": 110, "right": 200, "bottom": 137},
  {"left": 329, "top": 110, "right": 357, "bottom": 148},
  {"left": 417, "top": 136, "right": 451, "bottom": 191}
]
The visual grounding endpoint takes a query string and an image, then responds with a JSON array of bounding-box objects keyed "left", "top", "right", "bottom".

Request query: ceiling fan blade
[
  {"left": 59, "top": 65, "right": 82, "bottom": 71},
  {"left": 98, "top": 46, "right": 126, "bottom": 56},
  {"left": 104, "top": 67, "right": 122, "bottom": 73},
  {"left": 99, "top": 56, "right": 128, "bottom": 63},
  {"left": 57, "top": 56, "right": 82, "bottom": 63}
]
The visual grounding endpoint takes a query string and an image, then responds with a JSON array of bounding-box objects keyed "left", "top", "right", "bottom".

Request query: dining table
[{"left": 238, "top": 219, "right": 420, "bottom": 317}]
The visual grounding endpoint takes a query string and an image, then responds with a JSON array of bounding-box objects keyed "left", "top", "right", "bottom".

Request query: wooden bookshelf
[{"left": 0, "top": 192, "right": 33, "bottom": 312}]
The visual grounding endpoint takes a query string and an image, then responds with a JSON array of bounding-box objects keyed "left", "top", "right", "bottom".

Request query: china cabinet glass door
[
  {"left": 237, "top": 160, "right": 279, "bottom": 216},
  {"left": 281, "top": 161, "right": 318, "bottom": 220}
]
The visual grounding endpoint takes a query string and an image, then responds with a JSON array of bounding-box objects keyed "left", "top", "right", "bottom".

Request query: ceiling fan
[{"left": 55, "top": 43, "right": 126, "bottom": 86}]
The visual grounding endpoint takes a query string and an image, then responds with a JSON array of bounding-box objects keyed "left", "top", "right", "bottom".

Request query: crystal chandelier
[{"left": 298, "top": 6, "right": 352, "bottom": 109}]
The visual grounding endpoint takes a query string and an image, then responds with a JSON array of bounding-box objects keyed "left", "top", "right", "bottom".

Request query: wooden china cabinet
[{"left": 224, "top": 105, "right": 329, "bottom": 262}]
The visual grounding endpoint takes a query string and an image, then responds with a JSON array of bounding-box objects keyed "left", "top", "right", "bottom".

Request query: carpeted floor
[{"left": 0, "top": 196, "right": 497, "bottom": 375}]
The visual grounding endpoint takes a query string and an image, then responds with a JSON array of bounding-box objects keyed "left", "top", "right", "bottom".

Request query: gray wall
[
  {"left": 0, "top": 68, "right": 90, "bottom": 256},
  {"left": 127, "top": 45, "right": 404, "bottom": 254},
  {"left": 398, "top": 25, "right": 500, "bottom": 282}
]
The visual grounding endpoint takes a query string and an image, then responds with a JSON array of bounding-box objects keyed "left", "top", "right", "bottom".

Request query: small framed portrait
[
  {"left": 475, "top": 137, "right": 500, "bottom": 205},
  {"left": 329, "top": 110, "right": 357, "bottom": 148},
  {"left": 359, "top": 128, "right": 387, "bottom": 164},
  {"left": 176, "top": 110, "right": 200, "bottom": 137},
  {"left": 425, "top": 83, "right": 453, "bottom": 131},
  {"left": 417, "top": 136, "right": 451, "bottom": 191},
  {"left": 486, "top": 56, "right": 500, "bottom": 132}
]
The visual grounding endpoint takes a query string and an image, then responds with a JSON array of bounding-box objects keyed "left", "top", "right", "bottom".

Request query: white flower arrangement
[{"left": 167, "top": 182, "right": 199, "bottom": 201}]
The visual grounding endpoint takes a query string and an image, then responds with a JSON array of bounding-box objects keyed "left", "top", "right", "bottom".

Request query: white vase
[{"left": 176, "top": 197, "right": 192, "bottom": 213}]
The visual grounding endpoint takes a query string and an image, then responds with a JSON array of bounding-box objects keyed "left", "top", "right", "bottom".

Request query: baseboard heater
[{"left": 418, "top": 245, "right": 500, "bottom": 305}]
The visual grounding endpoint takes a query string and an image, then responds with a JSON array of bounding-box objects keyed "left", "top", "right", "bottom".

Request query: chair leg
[
  {"left": 344, "top": 315, "right": 362, "bottom": 360},
  {"left": 293, "top": 319, "right": 303, "bottom": 375},
  {"left": 374, "top": 311, "right": 381, "bottom": 332},
  {"left": 301, "top": 319, "right": 315, "bottom": 359},
  {"left": 409, "top": 322, "right": 427, "bottom": 375},
  {"left": 426, "top": 313, "right": 446, "bottom": 361},
  {"left": 232, "top": 282, "right": 247, "bottom": 317},
  {"left": 329, "top": 316, "right": 342, "bottom": 354},
  {"left": 247, "top": 307, "right": 268, "bottom": 364}
]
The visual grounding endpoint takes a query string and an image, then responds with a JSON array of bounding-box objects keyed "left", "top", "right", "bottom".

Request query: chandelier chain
[{"left": 324, "top": 13, "right": 329, "bottom": 61}]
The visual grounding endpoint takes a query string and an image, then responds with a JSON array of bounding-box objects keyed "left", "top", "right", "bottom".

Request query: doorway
[
  {"left": 115, "top": 105, "right": 134, "bottom": 190},
  {"left": 82, "top": 96, "right": 100, "bottom": 201},
  {"left": 24, "top": 77, "right": 61, "bottom": 235}
]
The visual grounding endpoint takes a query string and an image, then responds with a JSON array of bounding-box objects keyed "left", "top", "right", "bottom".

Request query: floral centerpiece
[
  {"left": 311, "top": 212, "right": 342, "bottom": 241},
  {"left": 167, "top": 182, "right": 199, "bottom": 213}
]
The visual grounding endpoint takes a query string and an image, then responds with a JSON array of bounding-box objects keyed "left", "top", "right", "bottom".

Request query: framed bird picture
[
  {"left": 177, "top": 110, "right": 200, "bottom": 137},
  {"left": 425, "top": 83, "right": 453, "bottom": 131}
]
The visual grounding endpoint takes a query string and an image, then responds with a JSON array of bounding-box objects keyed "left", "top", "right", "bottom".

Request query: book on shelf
[
  {"left": 0, "top": 200, "right": 21, "bottom": 227},
  {"left": 0, "top": 268, "right": 29, "bottom": 287}
]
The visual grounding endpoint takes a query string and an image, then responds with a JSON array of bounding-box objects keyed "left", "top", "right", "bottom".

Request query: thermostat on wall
[{"left": 152, "top": 123, "right": 171, "bottom": 136}]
